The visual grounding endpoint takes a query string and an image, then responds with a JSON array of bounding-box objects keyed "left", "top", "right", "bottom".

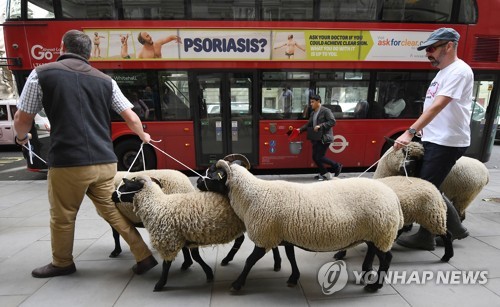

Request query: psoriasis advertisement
[{"left": 84, "top": 29, "right": 431, "bottom": 62}]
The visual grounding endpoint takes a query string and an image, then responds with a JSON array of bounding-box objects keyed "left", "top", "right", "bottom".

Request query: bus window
[
  {"left": 375, "top": 72, "right": 433, "bottom": 119},
  {"left": 27, "top": 0, "right": 55, "bottom": 19},
  {"left": 316, "top": 71, "right": 370, "bottom": 119},
  {"left": 382, "top": 0, "right": 453, "bottom": 22},
  {"left": 191, "top": 0, "right": 257, "bottom": 20},
  {"left": 122, "top": 0, "right": 186, "bottom": 20},
  {"left": 159, "top": 72, "right": 191, "bottom": 120},
  {"left": 261, "top": 81, "right": 310, "bottom": 119},
  {"left": 262, "top": 0, "right": 313, "bottom": 21},
  {"left": 319, "top": 0, "right": 380, "bottom": 21},
  {"left": 60, "top": 0, "right": 116, "bottom": 19}
]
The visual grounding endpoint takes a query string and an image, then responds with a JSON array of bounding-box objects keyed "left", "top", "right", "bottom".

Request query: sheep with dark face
[
  {"left": 114, "top": 175, "right": 247, "bottom": 291},
  {"left": 199, "top": 157, "right": 404, "bottom": 292},
  {"left": 109, "top": 170, "right": 195, "bottom": 259}
]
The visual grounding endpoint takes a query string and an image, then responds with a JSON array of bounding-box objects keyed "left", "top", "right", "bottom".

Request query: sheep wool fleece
[
  {"left": 221, "top": 162, "right": 404, "bottom": 252},
  {"left": 132, "top": 182, "right": 245, "bottom": 261},
  {"left": 113, "top": 169, "right": 195, "bottom": 223},
  {"left": 374, "top": 142, "right": 489, "bottom": 219},
  {"left": 377, "top": 176, "right": 447, "bottom": 235}
]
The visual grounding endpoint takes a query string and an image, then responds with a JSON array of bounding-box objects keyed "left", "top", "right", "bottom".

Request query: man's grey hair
[{"left": 62, "top": 30, "right": 92, "bottom": 59}]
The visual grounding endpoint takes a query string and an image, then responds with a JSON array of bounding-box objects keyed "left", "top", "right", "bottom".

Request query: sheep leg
[
  {"left": 440, "top": 231, "right": 454, "bottom": 262},
  {"left": 221, "top": 235, "right": 245, "bottom": 266},
  {"left": 190, "top": 247, "right": 214, "bottom": 282},
  {"left": 333, "top": 250, "right": 347, "bottom": 260},
  {"left": 361, "top": 242, "right": 376, "bottom": 278},
  {"left": 154, "top": 260, "right": 172, "bottom": 292},
  {"left": 364, "top": 244, "right": 392, "bottom": 293},
  {"left": 231, "top": 245, "right": 266, "bottom": 291},
  {"left": 180, "top": 247, "right": 193, "bottom": 270},
  {"left": 284, "top": 245, "right": 300, "bottom": 286},
  {"left": 109, "top": 227, "right": 122, "bottom": 258},
  {"left": 272, "top": 247, "right": 282, "bottom": 271}
]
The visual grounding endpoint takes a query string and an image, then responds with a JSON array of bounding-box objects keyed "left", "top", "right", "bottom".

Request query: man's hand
[
  {"left": 393, "top": 131, "right": 413, "bottom": 151},
  {"left": 15, "top": 133, "right": 32, "bottom": 146}
]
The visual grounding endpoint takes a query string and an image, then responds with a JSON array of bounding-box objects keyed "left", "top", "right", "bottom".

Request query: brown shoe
[
  {"left": 32, "top": 263, "right": 76, "bottom": 278},
  {"left": 132, "top": 255, "right": 158, "bottom": 275}
]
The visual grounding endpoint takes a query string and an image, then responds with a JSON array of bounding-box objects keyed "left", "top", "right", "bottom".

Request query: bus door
[
  {"left": 467, "top": 73, "right": 499, "bottom": 161},
  {"left": 192, "top": 72, "right": 256, "bottom": 166}
]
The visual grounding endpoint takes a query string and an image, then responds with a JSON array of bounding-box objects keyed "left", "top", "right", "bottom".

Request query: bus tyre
[{"left": 115, "top": 139, "right": 157, "bottom": 171}]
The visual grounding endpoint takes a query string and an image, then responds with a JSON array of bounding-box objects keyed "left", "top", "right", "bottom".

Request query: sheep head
[
  {"left": 112, "top": 175, "right": 160, "bottom": 203},
  {"left": 196, "top": 153, "right": 249, "bottom": 194}
]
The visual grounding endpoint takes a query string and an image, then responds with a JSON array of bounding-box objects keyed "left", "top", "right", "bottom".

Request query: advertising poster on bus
[{"left": 83, "top": 29, "right": 431, "bottom": 62}]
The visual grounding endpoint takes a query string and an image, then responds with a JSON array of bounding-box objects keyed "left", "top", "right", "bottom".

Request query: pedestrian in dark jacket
[{"left": 297, "top": 94, "right": 342, "bottom": 180}]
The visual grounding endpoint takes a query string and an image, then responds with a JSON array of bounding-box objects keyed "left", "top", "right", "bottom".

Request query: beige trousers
[{"left": 47, "top": 163, "right": 151, "bottom": 267}]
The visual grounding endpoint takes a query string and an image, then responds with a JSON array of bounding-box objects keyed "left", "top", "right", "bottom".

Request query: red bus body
[{"left": 3, "top": 0, "right": 499, "bottom": 171}]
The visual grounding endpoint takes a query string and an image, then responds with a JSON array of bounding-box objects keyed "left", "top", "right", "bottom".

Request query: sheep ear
[
  {"left": 150, "top": 177, "right": 163, "bottom": 188},
  {"left": 223, "top": 153, "right": 251, "bottom": 169},
  {"left": 135, "top": 175, "right": 151, "bottom": 186}
]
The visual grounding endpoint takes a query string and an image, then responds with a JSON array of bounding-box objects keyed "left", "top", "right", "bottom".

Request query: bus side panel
[
  {"left": 258, "top": 119, "right": 412, "bottom": 170},
  {"left": 112, "top": 121, "right": 196, "bottom": 170},
  {"left": 258, "top": 120, "right": 312, "bottom": 169}
]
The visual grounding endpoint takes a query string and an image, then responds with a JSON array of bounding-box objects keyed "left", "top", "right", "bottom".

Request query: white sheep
[
  {"left": 202, "top": 158, "right": 404, "bottom": 292},
  {"left": 334, "top": 176, "right": 453, "bottom": 262},
  {"left": 115, "top": 175, "right": 247, "bottom": 291},
  {"left": 374, "top": 142, "right": 489, "bottom": 220},
  {"left": 109, "top": 170, "right": 195, "bottom": 260}
]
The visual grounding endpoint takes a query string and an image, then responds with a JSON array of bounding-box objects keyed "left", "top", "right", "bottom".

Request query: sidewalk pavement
[{"left": 1, "top": 168, "right": 500, "bottom": 307}]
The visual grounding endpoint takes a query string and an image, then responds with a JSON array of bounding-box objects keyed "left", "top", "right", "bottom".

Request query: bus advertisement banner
[{"left": 83, "top": 29, "right": 431, "bottom": 62}]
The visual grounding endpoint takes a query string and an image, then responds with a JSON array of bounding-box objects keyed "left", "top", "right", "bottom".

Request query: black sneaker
[{"left": 334, "top": 164, "right": 343, "bottom": 177}]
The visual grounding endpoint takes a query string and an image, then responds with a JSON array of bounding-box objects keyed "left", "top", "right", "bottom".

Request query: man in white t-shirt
[{"left": 393, "top": 28, "right": 473, "bottom": 251}]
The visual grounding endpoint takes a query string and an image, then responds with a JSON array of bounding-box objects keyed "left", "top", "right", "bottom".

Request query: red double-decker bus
[{"left": 2, "top": 0, "right": 499, "bottom": 172}]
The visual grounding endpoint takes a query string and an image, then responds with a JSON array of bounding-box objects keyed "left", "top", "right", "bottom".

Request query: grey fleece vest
[{"left": 36, "top": 53, "right": 117, "bottom": 167}]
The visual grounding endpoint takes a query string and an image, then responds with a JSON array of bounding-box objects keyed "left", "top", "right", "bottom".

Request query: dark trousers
[
  {"left": 420, "top": 142, "right": 468, "bottom": 189},
  {"left": 312, "top": 140, "right": 340, "bottom": 175}
]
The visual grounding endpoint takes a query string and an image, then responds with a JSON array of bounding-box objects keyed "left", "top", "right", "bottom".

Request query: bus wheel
[{"left": 115, "top": 139, "right": 157, "bottom": 171}]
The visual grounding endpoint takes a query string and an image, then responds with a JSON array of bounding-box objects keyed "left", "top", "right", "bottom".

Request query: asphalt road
[{"left": 0, "top": 143, "right": 499, "bottom": 181}]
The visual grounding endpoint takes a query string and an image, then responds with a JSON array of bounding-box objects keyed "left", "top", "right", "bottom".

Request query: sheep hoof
[
  {"left": 273, "top": 264, "right": 281, "bottom": 272},
  {"left": 363, "top": 283, "right": 382, "bottom": 293},
  {"left": 286, "top": 279, "right": 298, "bottom": 287},
  {"left": 180, "top": 261, "right": 193, "bottom": 271},
  {"left": 109, "top": 249, "right": 122, "bottom": 258},
  {"left": 230, "top": 281, "right": 243, "bottom": 291},
  {"left": 333, "top": 250, "right": 346, "bottom": 260},
  {"left": 154, "top": 284, "right": 164, "bottom": 292},
  {"left": 441, "top": 255, "right": 452, "bottom": 262},
  {"left": 220, "top": 258, "right": 231, "bottom": 266}
]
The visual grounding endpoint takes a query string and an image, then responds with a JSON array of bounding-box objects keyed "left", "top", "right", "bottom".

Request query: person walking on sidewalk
[
  {"left": 297, "top": 94, "right": 342, "bottom": 181},
  {"left": 14, "top": 30, "right": 158, "bottom": 278},
  {"left": 393, "top": 27, "right": 472, "bottom": 250}
]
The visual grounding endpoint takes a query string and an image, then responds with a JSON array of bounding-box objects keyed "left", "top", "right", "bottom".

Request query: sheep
[
  {"left": 200, "top": 157, "right": 404, "bottom": 292},
  {"left": 111, "top": 169, "right": 282, "bottom": 272},
  {"left": 374, "top": 141, "right": 489, "bottom": 220},
  {"left": 114, "top": 175, "right": 247, "bottom": 291},
  {"left": 109, "top": 170, "right": 195, "bottom": 260},
  {"left": 334, "top": 176, "right": 453, "bottom": 262}
]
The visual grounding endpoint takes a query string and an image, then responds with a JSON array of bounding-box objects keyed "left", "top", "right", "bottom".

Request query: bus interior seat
[
  {"left": 354, "top": 100, "right": 369, "bottom": 118},
  {"left": 324, "top": 104, "right": 342, "bottom": 113}
]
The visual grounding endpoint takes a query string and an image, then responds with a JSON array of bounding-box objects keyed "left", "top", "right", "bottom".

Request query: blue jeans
[
  {"left": 312, "top": 140, "right": 341, "bottom": 175},
  {"left": 420, "top": 142, "right": 468, "bottom": 189}
]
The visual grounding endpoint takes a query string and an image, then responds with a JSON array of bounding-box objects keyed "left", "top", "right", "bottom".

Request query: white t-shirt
[{"left": 422, "top": 59, "right": 473, "bottom": 147}]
